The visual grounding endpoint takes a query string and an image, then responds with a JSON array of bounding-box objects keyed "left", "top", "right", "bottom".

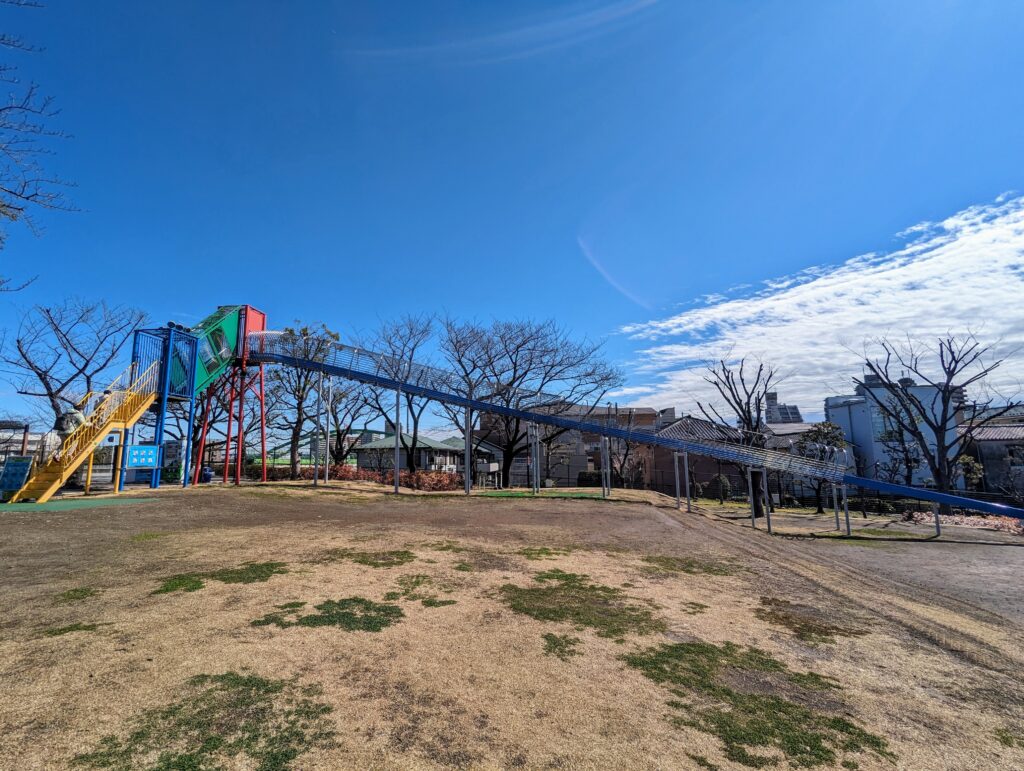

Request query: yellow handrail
[{"left": 50, "top": 361, "right": 160, "bottom": 469}]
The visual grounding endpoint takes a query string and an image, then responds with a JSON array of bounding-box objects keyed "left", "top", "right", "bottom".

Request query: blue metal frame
[{"left": 249, "top": 333, "right": 1024, "bottom": 521}]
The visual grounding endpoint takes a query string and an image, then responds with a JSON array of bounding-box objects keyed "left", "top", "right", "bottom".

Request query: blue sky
[{"left": 3, "top": 0, "right": 1024, "bottom": 423}]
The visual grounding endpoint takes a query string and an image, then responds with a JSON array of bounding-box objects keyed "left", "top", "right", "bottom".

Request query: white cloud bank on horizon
[{"left": 618, "top": 195, "right": 1024, "bottom": 420}]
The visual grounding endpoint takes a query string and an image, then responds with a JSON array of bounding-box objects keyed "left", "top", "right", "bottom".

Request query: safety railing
[
  {"left": 48, "top": 361, "right": 160, "bottom": 471},
  {"left": 247, "top": 331, "right": 846, "bottom": 482}
]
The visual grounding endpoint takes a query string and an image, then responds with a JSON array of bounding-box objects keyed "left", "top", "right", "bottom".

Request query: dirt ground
[{"left": 1, "top": 484, "right": 1023, "bottom": 770}]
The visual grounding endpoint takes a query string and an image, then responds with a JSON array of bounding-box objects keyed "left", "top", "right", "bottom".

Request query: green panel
[{"left": 192, "top": 306, "right": 243, "bottom": 394}]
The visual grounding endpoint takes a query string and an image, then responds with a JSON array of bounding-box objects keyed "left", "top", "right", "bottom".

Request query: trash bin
[{"left": 200, "top": 466, "right": 214, "bottom": 483}]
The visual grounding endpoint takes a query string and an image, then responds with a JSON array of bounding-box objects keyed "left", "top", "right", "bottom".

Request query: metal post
[
  {"left": 114, "top": 428, "right": 128, "bottom": 493},
  {"left": 151, "top": 328, "right": 175, "bottom": 489},
  {"left": 19, "top": 423, "right": 28, "bottom": 455},
  {"left": 393, "top": 388, "right": 401, "bottom": 494},
  {"left": 464, "top": 405, "right": 472, "bottom": 496},
  {"left": 842, "top": 484, "right": 851, "bottom": 536},
  {"left": 193, "top": 389, "right": 213, "bottom": 486},
  {"left": 234, "top": 367, "right": 247, "bottom": 486},
  {"left": 599, "top": 436, "right": 608, "bottom": 499},
  {"left": 84, "top": 450, "right": 94, "bottom": 495},
  {"left": 222, "top": 369, "right": 236, "bottom": 484},
  {"left": 258, "top": 365, "right": 267, "bottom": 483},
  {"left": 761, "top": 467, "right": 772, "bottom": 534},
  {"left": 933, "top": 502, "right": 942, "bottom": 537},
  {"left": 683, "top": 451, "right": 692, "bottom": 513},
  {"left": 831, "top": 484, "right": 840, "bottom": 530},
  {"left": 529, "top": 424, "right": 538, "bottom": 494},
  {"left": 324, "top": 376, "right": 332, "bottom": 484},
  {"left": 182, "top": 339, "right": 199, "bottom": 488},
  {"left": 672, "top": 451, "right": 681, "bottom": 510},
  {"left": 313, "top": 371, "right": 323, "bottom": 487},
  {"left": 747, "top": 467, "right": 756, "bottom": 528}
]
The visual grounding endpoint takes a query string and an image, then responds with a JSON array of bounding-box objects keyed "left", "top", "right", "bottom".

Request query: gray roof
[
  {"left": 657, "top": 416, "right": 742, "bottom": 443},
  {"left": 355, "top": 433, "right": 459, "bottom": 451},
  {"left": 765, "top": 422, "right": 818, "bottom": 437},
  {"left": 969, "top": 424, "right": 1024, "bottom": 442}
]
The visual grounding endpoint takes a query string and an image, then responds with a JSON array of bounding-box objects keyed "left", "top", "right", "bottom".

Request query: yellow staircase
[{"left": 11, "top": 362, "right": 161, "bottom": 503}]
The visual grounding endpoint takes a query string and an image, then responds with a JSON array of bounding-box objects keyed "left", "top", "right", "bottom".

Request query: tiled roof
[
  {"left": 656, "top": 416, "right": 742, "bottom": 443},
  {"left": 355, "top": 433, "right": 459, "bottom": 451},
  {"left": 969, "top": 424, "right": 1024, "bottom": 442}
]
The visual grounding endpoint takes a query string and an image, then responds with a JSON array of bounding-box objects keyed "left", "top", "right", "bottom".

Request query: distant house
[
  {"left": 649, "top": 416, "right": 746, "bottom": 497},
  {"left": 352, "top": 434, "right": 463, "bottom": 473},
  {"left": 825, "top": 374, "right": 965, "bottom": 486},
  {"left": 967, "top": 424, "right": 1024, "bottom": 500}
]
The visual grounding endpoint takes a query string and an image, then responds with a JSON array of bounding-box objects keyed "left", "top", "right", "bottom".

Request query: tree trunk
[
  {"left": 814, "top": 482, "right": 824, "bottom": 514},
  {"left": 288, "top": 423, "right": 302, "bottom": 480},
  {"left": 501, "top": 451, "right": 515, "bottom": 488},
  {"left": 750, "top": 468, "right": 766, "bottom": 518}
]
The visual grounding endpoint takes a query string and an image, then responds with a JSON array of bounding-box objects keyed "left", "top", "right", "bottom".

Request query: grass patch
[
  {"left": 318, "top": 547, "right": 416, "bottom": 568},
  {"left": 153, "top": 562, "right": 288, "bottom": 594},
  {"left": 425, "top": 540, "right": 469, "bottom": 552},
  {"left": 542, "top": 633, "right": 582, "bottom": 661},
  {"left": 252, "top": 597, "right": 404, "bottom": 632},
  {"left": 130, "top": 531, "right": 171, "bottom": 542},
  {"left": 850, "top": 528, "right": 923, "bottom": 539},
  {"left": 43, "top": 622, "right": 104, "bottom": 637},
  {"left": 641, "top": 555, "right": 736, "bottom": 576},
  {"left": 454, "top": 561, "right": 473, "bottom": 572},
  {"left": 480, "top": 491, "right": 603, "bottom": 499},
  {"left": 755, "top": 597, "right": 866, "bottom": 645},
  {"left": 995, "top": 726, "right": 1023, "bottom": 748},
  {"left": 54, "top": 586, "right": 100, "bottom": 605},
  {"left": 622, "top": 641, "right": 893, "bottom": 768},
  {"left": 421, "top": 598, "right": 456, "bottom": 607},
  {"left": 683, "top": 601, "right": 709, "bottom": 616},
  {"left": 500, "top": 569, "right": 665, "bottom": 640},
  {"left": 71, "top": 671, "right": 335, "bottom": 770},
  {"left": 686, "top": 754, "right": 720, "bottom": 771},
  {"left": 385, "top": 574, "right": 457, "bottom": 608},
  {"left": 517, "top": 546, "right": 572, "bottom": 560}
]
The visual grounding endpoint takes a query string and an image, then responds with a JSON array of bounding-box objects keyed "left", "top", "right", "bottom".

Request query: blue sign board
[
  {"left": 0, "top": 456, "right": 33, "bottom": 492},
  {"left": 126, "top": 445, "right": 160, "bottom": 469}
]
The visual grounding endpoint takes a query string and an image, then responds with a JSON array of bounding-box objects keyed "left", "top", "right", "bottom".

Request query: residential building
[
  {"left": 353, "top": 433, "right": 464, "bottom": 473},
  {"left": 824, "top": 374, "right": 964, "bottom": 486},
  {"left": 765, "top": 392, "right": 803, "bottom": 424},
  {"left": 649, "top": 415, "right": 746, "bottom": 497},
  {"left": 967, "top": 424, "right": 1024, "bottom": 500}
]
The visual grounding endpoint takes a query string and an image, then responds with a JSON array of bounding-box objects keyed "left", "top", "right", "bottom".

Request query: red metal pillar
[
  {"left": 223, "top": 368, "right": 237, "bottom": 484},
  {"left": 193, "top": 389, "right": 214, "bottom": 485},
  {"left": 234, "top": 363, "right": 247, "bottom": 485}
]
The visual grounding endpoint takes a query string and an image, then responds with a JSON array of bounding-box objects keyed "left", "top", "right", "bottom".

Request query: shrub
[
  {"left": 577, "top": 471, "right": 602, "bottom": 487},
  {"left": 704, "top": 474, "right": 731, "bottom": 501}
]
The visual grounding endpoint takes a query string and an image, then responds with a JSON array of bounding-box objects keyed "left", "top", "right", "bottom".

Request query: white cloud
[
  {"left": 349, "top": 0, "right": 658, "bottom": 65},
  {"left": 620, "top": 195, "right": 1024, "bottom": 420}
]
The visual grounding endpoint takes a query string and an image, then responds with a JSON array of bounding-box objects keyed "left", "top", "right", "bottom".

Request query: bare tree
[
  {"left": 857, "top": 334, "right": 1020, "bottom": 514},
  {"left": 440, "top": 319, "right": 621, "bottom": 488},
  {"left": 1, "top": 1, "right": 74, "bottom": 288},
  {"left": 364, "top": 314, "right": 435, "bottom": 474},
  {"left": 327, "top": 380, "right": 370, "bottom": 465},
  {"left": 4, "top": 298, "right": 147, "bottom": 425},
  {"left": 698, "top": 357, "right": 778, "bottom": 516},
  {"left": 607, "top": 407, "right": 648, "bottom": 488},
  {"left": 794, "top": 421, "right": 846, "bottom": 514},
  {"left": 266, "top": 324, "right": 337, "bottom": 479}
]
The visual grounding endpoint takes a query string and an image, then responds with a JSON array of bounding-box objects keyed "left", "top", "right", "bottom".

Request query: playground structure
[{"left": 9, "top": 306, "right": 1024, "bottom": 527}]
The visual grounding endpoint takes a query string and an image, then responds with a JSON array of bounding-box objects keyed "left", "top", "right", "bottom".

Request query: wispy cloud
[
  {"left": 620, "top": 195, "right": 1024, "bottom": 419},
  {"left": 578, "top": 235, "right": 653, "bottom": 310},
  {"left": 349, "top": 0, "right": 658, "bottom": 64}
]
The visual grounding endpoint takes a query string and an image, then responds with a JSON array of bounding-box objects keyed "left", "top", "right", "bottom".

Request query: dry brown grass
[{"left": 0, "top": 485, "right": 1022, "bottom": 769}]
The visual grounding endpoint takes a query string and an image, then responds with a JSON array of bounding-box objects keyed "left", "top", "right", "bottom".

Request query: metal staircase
[{"left": 10, "top": 362, "right": 161, "bottom": 503}]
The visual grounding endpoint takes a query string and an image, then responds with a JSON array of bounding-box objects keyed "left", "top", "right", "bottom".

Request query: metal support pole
[
  {"left": 84, "top": 450, "right": 94, "bottom": 495},
  {"left": 464, "top": 405, "right": 472, "bottom": 496},
  {"left": 234, "top": 367, "right": 247, "bottom": 486},
  {"left": 324, "top": 376, "right": 332, "bottom": 485},
  {"left": 761, "top": 467, "right": 772, "bottom": 534},
  {"left": 114, "top": 428, "right": 128, "bottom": 493},
  {"left": 193, "top": 389, "right": 213, "bottom": 486},
  {"left": 223, "top": 369, "right": 236, "bottom": 484},
  {"left": 393, "top": 388, "right": 401, "bottom": 494},
  {"left": 683, "top": 451, "right": 692, "bottom": 513},
  {"left": 673, "top": 451, "right": 681, "bottom": 510},
  {"left": 182, "top": 339, "right": 200, "bottom": 488},
  {"left": 258, "top": 365, "right": 267, "bottom": 483},
  {"left": 933, "top": 503, "right": 942, "bottom": 537},
  {"left": 831, "top": 484, "right": 840, "bottom": 530},
  {"left": 151, "top": 328, "right": 175, "bottom": 489},
  {"left": 529, "top": 424, "right": 538, "bottom": 494},
  {"left": 313, "top": 371, "right": 323, "bottom": 487},
  {"left": 747, "top": 467, "right": 756, "bottom": 528},
  {"left": 842, "top": 484, "right": 851, "bottom": 536}
]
